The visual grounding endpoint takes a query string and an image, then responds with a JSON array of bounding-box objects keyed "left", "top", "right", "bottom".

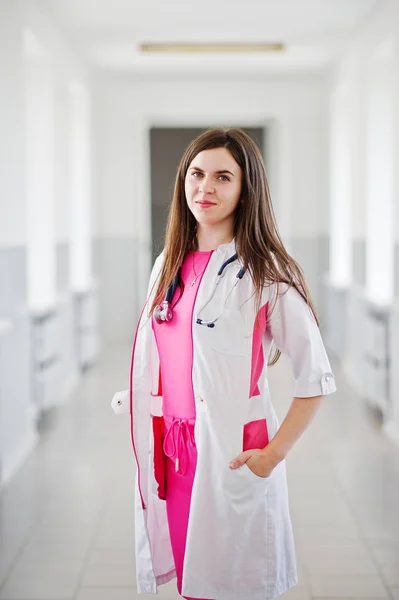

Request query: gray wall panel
[
  {"left": 96, "top": 237, "right": 138, "bottom": 343},
  {"left": 324, "top": 285, "right": 348, "bottom": 359},
  {"left": 290, "top": 235, "right": 329, "bottom": 327},
  {"left": 0, "top": 246, "right": 34, "bottom": 486},
  {"left": 353, "top": 239, "right": 366, "bottom": 286},
  {"left": 0, "top": 247, "right": 27, "bottom": 316},
  {"left": 56, "top": 243, "right": 69, "bottom": 293},
  {"left": 0, "top": 309, "right": 34, "bottom": 485},
  {"left": 92, "top": 238, "right": 102, "bottom": 279}
]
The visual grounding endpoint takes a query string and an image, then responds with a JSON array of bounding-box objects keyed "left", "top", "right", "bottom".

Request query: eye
[
  {"left": 192, "top": 171, "right": 203, "bottom": 178},
  {"left": 219, "top": 175, "right": 230, "bottom": 181}
]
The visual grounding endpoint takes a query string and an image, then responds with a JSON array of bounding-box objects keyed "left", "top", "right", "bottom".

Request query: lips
[{"left": 196, "top": 201, "right": 216, "bottom": 207}]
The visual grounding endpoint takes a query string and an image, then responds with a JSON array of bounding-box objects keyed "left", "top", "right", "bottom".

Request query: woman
[{"left": 111, "top": 128, "right": 336, "bottom": 600}]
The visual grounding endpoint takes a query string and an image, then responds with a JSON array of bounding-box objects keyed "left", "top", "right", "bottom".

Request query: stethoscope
[{"left": 154, "top": 253, "right": 246, "bottom": 328}]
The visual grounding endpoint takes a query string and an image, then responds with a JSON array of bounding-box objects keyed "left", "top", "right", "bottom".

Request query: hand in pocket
[{"left": 229, "top": 448, "right": 274, "bottom": 479}]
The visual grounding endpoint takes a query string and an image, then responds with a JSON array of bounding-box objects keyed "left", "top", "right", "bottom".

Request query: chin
[{"left": 193, "top": 214, "right": 219, "bottom": 226}]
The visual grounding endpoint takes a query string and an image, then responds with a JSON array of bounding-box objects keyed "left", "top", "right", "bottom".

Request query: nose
[{"left": 199, "top": 176, "right": 215, "bottom": 194}]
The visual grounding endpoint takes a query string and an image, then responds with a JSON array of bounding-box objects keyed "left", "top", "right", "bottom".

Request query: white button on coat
[{"left": 111, "top": 390, "right": 129, "bottom": 415}]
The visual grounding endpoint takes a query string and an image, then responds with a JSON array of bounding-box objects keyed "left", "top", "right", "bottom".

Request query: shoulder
[
  {"left": 264, "top": 281, "right": 315, "bottom": 322},
  {"left": 150, "top": 250, "right": 165, "bottom": 278},
  {"left": 262, "top": 280, "right": 299, "bottom": 303}
]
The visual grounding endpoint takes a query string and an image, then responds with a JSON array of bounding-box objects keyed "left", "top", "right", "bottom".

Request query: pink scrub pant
[{"left": 163, "top": 417, "right": 213, "bottom": 600}]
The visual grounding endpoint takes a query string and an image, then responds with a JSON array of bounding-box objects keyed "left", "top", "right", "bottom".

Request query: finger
[{"left": 228, "top": 451, "right": 252, "bottom": 469}]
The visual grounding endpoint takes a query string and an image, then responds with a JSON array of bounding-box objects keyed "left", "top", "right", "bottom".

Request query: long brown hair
[{"left": 149, "top": 127, "right": 318, "bottom": 366}]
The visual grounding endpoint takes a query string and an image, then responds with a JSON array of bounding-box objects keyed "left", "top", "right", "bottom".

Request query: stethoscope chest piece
[
  {"left": 154, "top": 300, "right": 173, "bottom": 323},
  {"left": 154, "top": 267, "right": 181, "bottom": 324}
]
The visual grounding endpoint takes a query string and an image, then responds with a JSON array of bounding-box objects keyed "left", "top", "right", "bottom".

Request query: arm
[
  {"left": 266, "top": 394, "right": 323, "bottom": 464},
  {"left": 229, "top": 282, "right": 336, "bottom": 477},
  {"left": 229, "top": 394, "right": 323, "bottom": 476}
]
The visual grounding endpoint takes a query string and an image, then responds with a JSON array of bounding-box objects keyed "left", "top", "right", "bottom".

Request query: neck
[{"left": 196, "top": 224, "right": 234, "bottom": 252}]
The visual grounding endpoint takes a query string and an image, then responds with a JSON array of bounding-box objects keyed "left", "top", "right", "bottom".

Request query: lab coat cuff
[
  {"left": 150, "top": 394, "right": 163, "bottom": 416},
  {"left": 293, "top": 372, "right": 336, "bottom": 398}
]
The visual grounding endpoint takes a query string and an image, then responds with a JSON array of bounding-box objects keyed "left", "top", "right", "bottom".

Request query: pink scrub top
[{"left": 152, "top": 250, "right": 213, "bottom": 422}]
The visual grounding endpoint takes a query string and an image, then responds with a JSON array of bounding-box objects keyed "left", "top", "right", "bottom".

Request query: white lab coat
[{"left": 112, "top": 238, "right": 336, "bottom": 600}]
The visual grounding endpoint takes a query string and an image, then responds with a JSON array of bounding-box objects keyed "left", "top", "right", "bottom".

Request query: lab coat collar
[{"left": 215, "top": 237, "right": 237, "bottom": 257}]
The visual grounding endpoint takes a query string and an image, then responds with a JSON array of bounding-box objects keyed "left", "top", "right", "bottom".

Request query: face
[{"left": 184, "top": 147, "right": 243, "bottom": 230}]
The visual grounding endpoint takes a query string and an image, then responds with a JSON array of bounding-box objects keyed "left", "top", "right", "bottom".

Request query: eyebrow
[{"left": 189, "top": 166, "right": 235, "bottom": 177}]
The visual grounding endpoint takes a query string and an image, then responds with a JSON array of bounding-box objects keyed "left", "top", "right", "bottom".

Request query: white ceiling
[{"left": 38, "top": 0, "right": 381, "bottom": 75}]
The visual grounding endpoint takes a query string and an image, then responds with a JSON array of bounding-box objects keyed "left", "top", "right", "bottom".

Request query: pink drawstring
[{"left": 163, "top": 418, "right": 196, "bottom": 475}]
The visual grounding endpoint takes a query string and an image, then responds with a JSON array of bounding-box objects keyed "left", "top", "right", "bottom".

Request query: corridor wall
[
  {"left": 0, "top": 1, "right": 96, "bottom": 487},
  {"left": 326, "top": 0, "right": 399, "bottom": 444}
]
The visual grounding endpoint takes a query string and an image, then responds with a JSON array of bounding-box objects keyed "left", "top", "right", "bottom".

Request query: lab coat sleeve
[{"left": 267, "top": 282, "right": 336, "bottom": 397}]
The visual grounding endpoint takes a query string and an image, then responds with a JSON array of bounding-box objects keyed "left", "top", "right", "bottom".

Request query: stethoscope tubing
[
  {"left": 165, "top": 266, "right": 182, "bottom": 304},
  {"left": 195, "top": 255, "right": 246, "bottom": 327},
  {"left": 155, "top": 253, "right": 246, "bottom": 326}
]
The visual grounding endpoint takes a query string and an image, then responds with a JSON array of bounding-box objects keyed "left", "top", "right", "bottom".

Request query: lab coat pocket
[
  {"left": 209, "top": 307, "right": 252, "bottom": 356},
  {"left": 224, "top": 458, "right": 268, "bottom": 506},
  {"left": 243, "top": 418, "right": 269, "bottom": 452},
  {"left": 242, "top": 460, "right": 272, "bottom": 482},
  {"left": 241, "top": 417, "right": 270, "bottom": 481}
]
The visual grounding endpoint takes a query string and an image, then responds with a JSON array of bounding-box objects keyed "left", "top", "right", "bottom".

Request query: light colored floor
[{"left": 0, "top": 344, "right": 398, "bottom": 600}]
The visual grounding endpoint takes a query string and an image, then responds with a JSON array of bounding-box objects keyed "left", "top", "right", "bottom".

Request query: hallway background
[{"left": 0, "top": 1, "right": 399, "bottom": 598}]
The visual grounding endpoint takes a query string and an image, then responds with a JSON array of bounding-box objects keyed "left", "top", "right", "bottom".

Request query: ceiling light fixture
[{"left": 140, "top": 42, "right": 285, "bottom": 53}]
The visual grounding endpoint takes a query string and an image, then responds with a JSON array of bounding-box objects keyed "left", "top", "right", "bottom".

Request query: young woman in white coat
[{"left": 112, "top": 127, "right": 336, "bottom": 600}]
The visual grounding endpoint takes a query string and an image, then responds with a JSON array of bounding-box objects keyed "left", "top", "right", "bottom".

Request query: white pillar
[
  {"left": 365, "top": 38, "right": 395, "bottom": 307},
  {"left": 69, "top": 79, "right": 92, "bottom": 293},
  {"left": 25, "top": 29, "right": 56, "bottom": 312},
  {"left": 329, "top": 84, "right": 352, "bottom": 288}
]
